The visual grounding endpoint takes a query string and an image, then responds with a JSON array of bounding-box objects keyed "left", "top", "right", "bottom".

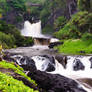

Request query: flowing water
[{"left": 6, "top": 21, "right": 92, "bottom": 92}]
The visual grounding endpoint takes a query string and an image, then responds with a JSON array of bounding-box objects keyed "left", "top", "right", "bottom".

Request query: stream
[{"left": 4, "top": 21, "right": 92, "bottom": 92}]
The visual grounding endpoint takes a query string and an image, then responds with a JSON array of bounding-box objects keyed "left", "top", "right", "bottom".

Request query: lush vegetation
[
  {"left": 0, "top": 72, "right": 38, "bottom": 92},
  {"left": 0, "top": 60, "right": 38, "bottom": 92},
  {"left": 78, "top": 0, "right": 90, "bottom": 11},
  {"left": 54, "top": 11, "right": 92, "bottom": 39},
  {"left": 0, "top": 0, "right": 66, "bottom": 34},
  {"left": 0, "top": 20, "right": 33, "bottom": 48},
  {"left": 56, "top": 39, "right": 92, "bottom": 55},
  {"left": 0, "top": 61, "right": 36, "bottom": 85},
  {"left": 54, "top": 0, "right": 92, "bottom": 55}
]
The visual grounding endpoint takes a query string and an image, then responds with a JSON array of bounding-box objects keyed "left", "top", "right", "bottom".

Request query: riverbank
[{"left": 55, "top": 39, "right": 92, "bottom": 55}]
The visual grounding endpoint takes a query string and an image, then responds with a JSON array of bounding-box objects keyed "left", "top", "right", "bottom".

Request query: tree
[{"left": 78, "top": 0, "right": 90, "bottom": 11}]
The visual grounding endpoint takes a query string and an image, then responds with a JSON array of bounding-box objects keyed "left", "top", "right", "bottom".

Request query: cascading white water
[
  {"left": 31, "top": 55, "right": 92, "bottom": 92},
  {"left": 21, "top": 20, "right": 44, "bottom": 38},
  {"left": 50, "top": 56, "right": 92, "bottom": 79},
  {"left": 10, "top": 54, "right": 92, "bottom": 92}
]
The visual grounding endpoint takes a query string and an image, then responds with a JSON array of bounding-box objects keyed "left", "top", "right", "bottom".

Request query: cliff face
[{"left": 45, "top": 0, "right": 77, "bottom": 28}]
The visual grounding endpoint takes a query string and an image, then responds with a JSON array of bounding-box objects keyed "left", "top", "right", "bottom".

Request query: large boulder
[
  {"left": 42, "top": 55, "right": 55, "bottom": 72},
  {"left": 48, "top": 42, "right": 63, "bottom": 48},
  {"left": 32, "top": 55, "right": 56, "bottom": 72},
  {"left": 55, "top": 55, "right": 67, "bottom": 68},
  {"left": 28, "top": 70, "right": 87, "bottom": 92},
  {"left": 73, "top": 59, "right": 85, "bottom": 71}
]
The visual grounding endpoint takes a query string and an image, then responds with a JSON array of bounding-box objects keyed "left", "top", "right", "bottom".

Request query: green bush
[
  {"left": 54, "top": 11, "right": 92, "bottom": 39},
  {"left": 78, "top": 0, "right": 90, "bottom": 11},
  {"left": 54, "top": 16, "right": 67, "bottom": 30},
  {"left": 0, "top": 32, "right": 15, "bottom": 48},
  {"left": 0, "top": 20, "right": 33, "bottom": 47},
  {"left": 81, "top": 33, "right": 92, "bottom": 41},
  {"left": 0, "top": 61, "right": 37, "bottom": 85},
  {"left": 0, "top": 60, "right": 39, "bottom": 92},
  {"left": 42, "top": 25, "right": 54, "bottom": 35},
  {"left": 0, "top": 72, "right": 37, "bottom": 92},
  {"left": 40, "top": 9, "right": 50, "bottom": 25}
]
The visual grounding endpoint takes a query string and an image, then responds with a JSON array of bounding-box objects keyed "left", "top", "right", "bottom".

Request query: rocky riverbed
[{"left": 2, "top": 45, "right": 92, "bottom": 92}]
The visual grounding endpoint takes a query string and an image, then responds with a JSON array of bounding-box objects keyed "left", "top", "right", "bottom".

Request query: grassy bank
[
  {"left": 0, "top": 60, "right": 38, "bottom": 92},
  {"left": 56, "top": 39, "right": 92, "bottom": 55}
]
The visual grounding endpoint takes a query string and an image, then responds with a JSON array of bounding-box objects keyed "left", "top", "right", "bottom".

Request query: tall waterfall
[{"left": 21, "top": 20, "right": 44, "bottom": 38}]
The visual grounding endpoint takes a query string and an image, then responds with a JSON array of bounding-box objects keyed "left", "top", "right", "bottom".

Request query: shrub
[
  {"left": 54, "top": 16, "right": 67, "bottom": 30},
  {"left": 42, "top": 24, "right": 54, "bottom": 35},
  {"left": 81, "top": 33, "right": 92, "bottom": 41},
  {"left": 0, "top": 32, "right": 15, "bottom": 48},
  {"left": 78, "top": 0, "right": 90, "bottom": 11},
  {"left": 0, "top": 72, "right": 35, "bottom": 92},
  {"left": 40, "top": 9, "right": 50, "bottom": 25},
  {"left": 54, "top": 11, "right": 92, "bottom": 39},
  {"left": 0, "top": 20, "right": 33, "bottom": 47}
]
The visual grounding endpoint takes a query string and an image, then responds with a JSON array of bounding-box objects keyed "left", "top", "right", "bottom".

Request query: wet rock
[
  {"left": 48, "top": 42, "right": 63, "bottom": 48},
  {"left": 3, "top": 54, "right": 37, "bottom": 71},
  {"left": 28, "top": 70, "right": 87, "bottom": 92},
  {"left": 73, "top": 59, "right": 85, "bottom": 71},
  {"left": 42, "top": 55, "right": 55, "bottom": 64},
  {"left": 20, "top": 57, "right": 37, "bottom": 71},
  {"left": 3, "top": 52, "right": 16, "bottom": 62},
  {"left": 80, "top": 51, "right": 85, "bottom": 54},
  {"left": 89, "top": 57, "right": 92, "bottom": 68},
  {"left": 41, "top": 55, "right": 55, "bottom": 72},
  {"left": 45, "top": 63, "right": 55, "bottom": 72},
  {"left": 13, "top": 55, "right": 37, "bottom": 71},
  {"left": 55, "top": 55, "right": 67, "bottom": 68}
]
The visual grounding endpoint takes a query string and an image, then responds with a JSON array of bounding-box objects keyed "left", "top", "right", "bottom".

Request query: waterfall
[{"left": 21, "top": 20, "right": 44, "bottom": 38}]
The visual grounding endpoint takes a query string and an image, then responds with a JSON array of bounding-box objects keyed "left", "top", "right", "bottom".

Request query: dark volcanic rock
[
  {"left": 39, "top": 55, "right": 55, "bottom": 72},
  {"left": 20, "top": 56, "right": 37, "bottom": 71},
  {"left": 48, "top": 42, "right": 63, "bottom": 48},
  {"left": 13, "top": 55, "right": 37, "bottom": 71},
  {"left": 3, "top": 54, "right": 37, "bottom": 71},
  {"left": 3, "top": 52, "right": 16, "bottom": 62},
  {"left": 89, "top": 57, "right": 92, "bottom": 68},
  {"left": 73, "top": 59, "right": 85, "bottom": 71},
  {"left": 42, "top": 55, "right": 55, "bottom": 65},
  {"left": 55, "top": 55, "right": 67, "bottom": 68},
  {"left": 28, "top": 70, "right": 87, "bottom": 92}
]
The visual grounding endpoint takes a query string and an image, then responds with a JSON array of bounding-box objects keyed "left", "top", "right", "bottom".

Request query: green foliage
[
  {"left": 82, "top": 33, "right": 92, "bottom": 41},
  {"left": 0, "top": 61, "right": 37, "bottom": 85},
  {"left": 8, "top": 0, "right": 26, "bottom": 11},
  {"left": 54, "top": 16, "right": 67, "bottom": 30},
  {"left": 40, "top": 9, "right": 50, "bottom": 24},
  {"left": 56, "top": 39, "right": 92, "bottom": 55},
  {"left": 0, "top": 20, "right": 33, "bottom": 47},
  {"left": 0, "top": 32, "right": 15, "bottom": 48},
  {"left": 0, "top": 72, "right": 38, "bottom": 92},
  {"left": 0, "top": 0, "right": 10, "bottom": 14},
  {"left": 78, "top": 0, "right": 90, "bottom": 11},
  {"left": 54, "top": 11, "right": 92, "bottom": 39},
  {"left": 42, "top": 25, "right": 54, "bottom": 35}
]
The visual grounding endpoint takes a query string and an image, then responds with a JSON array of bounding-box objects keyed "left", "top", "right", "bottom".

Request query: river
[{"left": 4, "top": 21, "right": 92, "bottom": 92}]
